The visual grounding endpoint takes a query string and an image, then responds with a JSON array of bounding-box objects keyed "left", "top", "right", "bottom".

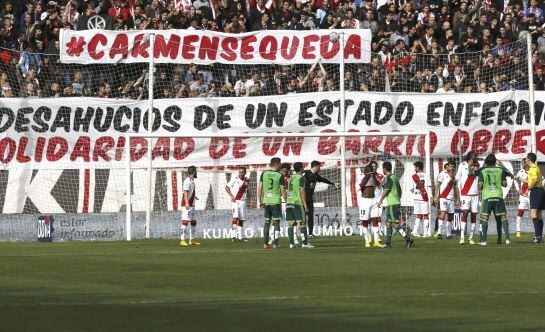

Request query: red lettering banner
[{"left": 60, "top": 29, "right": 372, "bottom": 65}]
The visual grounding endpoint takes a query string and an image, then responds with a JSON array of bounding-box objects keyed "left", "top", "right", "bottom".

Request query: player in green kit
[
  {"left": 477, "top": 154, "right": 510, "bottom": 246},
  {"left": 286, "top": 162, "right": 314, "bottom": 249},
  {"left": 258, "top": 157, "right": 285, "bottom": 249},
  {"left": 377, "top": 162, "right": 414, "bottom": 248}
]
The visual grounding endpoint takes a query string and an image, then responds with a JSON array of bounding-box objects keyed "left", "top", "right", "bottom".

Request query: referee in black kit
[{"left": 304, "top": 160, "right": 339, "bottom": 237}]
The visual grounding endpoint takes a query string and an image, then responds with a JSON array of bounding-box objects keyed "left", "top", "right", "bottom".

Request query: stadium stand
[{"left": 0, "top": 0, "right": 542, "bottom": 98}]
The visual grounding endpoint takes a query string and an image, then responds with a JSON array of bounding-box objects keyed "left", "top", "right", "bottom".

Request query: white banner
[
  {"left": 0, "top": 90, "right": 544, "bottom": 169},
  {"left": 59, "top": 29, "right": 372, "bottom": 65}
]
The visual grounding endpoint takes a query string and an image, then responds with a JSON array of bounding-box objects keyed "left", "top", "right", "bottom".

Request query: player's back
[
  {"left": 287, "top": 173, "right": 304, "bottom": 205},
  {"left": 385, "top": 174, "right": 401, "bottom": 205},
  {"left": 261, "top": 170, "right": 283, "bottom": 204},
  {"left": 479, "top": 166, "right": 505, "bottom": 200}
]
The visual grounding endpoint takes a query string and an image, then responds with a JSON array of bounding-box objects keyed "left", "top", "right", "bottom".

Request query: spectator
[
  {"left": 436, "top": 79, "right": 455, "bottom": 93},
  {"left": 0, "top": 0, "right": 538, "bottom": 99},
  {"left": 535, "top": 67, "right": 545, "bottom": 90},
  {"left": 190, "top": 74, "right": 209, "bottom": 96}
]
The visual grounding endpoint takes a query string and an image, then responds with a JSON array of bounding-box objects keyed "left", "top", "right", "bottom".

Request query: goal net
[
  {"left": 0, "top": 29, "right": 538, "bottom": 241},
  {"left": 123, "top": 132, "right": 431, "bottom": 241}
]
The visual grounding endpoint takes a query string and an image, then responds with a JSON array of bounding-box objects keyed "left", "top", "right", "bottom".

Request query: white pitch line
[
  {"left": 2, "top": 290, "right": 544, "bottom": 307},
  {"left": 0, "top": 244, "right": 542, "bottom": 257}
]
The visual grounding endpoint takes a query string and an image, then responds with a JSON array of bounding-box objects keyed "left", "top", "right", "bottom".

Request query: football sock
[
  {"left": 362, "top": 225, "right": 370, "bottom": 243},
  {"left": 460, "top": 221, "right": 467, "bottom": 239},
  {"left": 274, "top": 222, "right": 280, "bottom": 245},
  {"left": 386, "top": 226, "right": 393, "bottom": 245},
  {"left": 539, "top": 219, "right": 544, "bottom": 238},
  {"left": 446, "top": 221, "right": 452, "bottom": 237},
  {"left": 237, "top": 225, "right": 243, "bottom": 240},
  {"left": 413, "top": 218, "right": 421, "bottom": 234},
  {"left": 180, "top": 224, "right": 187, "bottom": 241},
  {"left": 288, "top": 226, "right": 294, "bottom": 245},
  {"left": 395, "top": 225, "right": 410, "bottom": 241},
  {"left": 438, "top": 218, "right": 444, "bottom": 235},
  {"left": 372, "top": 226, "right": 380, "bottom": 243},
  {"left": 231, "top": 220, "right": 237, "bottom": 238},
  {"left": 516, "top": 216, "right": 521, "bottom": 232},
  {"left": 301, "top": 226, "right": 308, "bottom": 245},
  {"left": 190, "top": 225, "right": 196, "bottom": 240},
  {"left": 469, "top": 223, "right": 476, "bottom": 239},
  {"left": 423, "top": 218, "right": 430, "bottom": 235},
  {"left": 264, "top": 221, "right": 271, "bottom": 245},
  {"left": 481, "top": 221, "right": 488, "bottom": 242},
  {"left": 496, "top": 220, "right": 502, "bottom": 241},
  {"left": 502, "top": 219, "right": 510, "bottom": 241}
]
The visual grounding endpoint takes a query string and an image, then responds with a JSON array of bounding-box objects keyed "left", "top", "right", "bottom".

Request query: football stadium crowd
[{"left": 1, "top": 0, "right": 545, "bottom": 98}]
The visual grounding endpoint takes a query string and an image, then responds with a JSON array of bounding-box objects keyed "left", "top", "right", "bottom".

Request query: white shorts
[
  {"left": 461, "top": 195, "right": 479, "bottom": 213},
  {"left": 414, "top": 200, "right": 429, "bottom": 215},
  {"left": 232, "top": 200, "right": 246, "bottom": 221},
  {"left": 182, "top": 206, "right": 196, "bottom": 221},
  {"left": 359, "top": 198, "right": 382, "bottom": 220},
  {"left": 518, "top": 196, "right": 530, "bottom": 210},
  {"left": 371, "top": 204, "right": 382, "bottom": 219},
  {"left": 439, "top": 198, "right": 455, "bottom": 214}
]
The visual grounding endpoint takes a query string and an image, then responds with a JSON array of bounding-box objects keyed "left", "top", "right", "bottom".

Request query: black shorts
[
  {"left": 530, "top": 187, "right": 545, "bottom": 210},
  {"left": 386, "top": 204, "right": 401, "bottom": 223}
]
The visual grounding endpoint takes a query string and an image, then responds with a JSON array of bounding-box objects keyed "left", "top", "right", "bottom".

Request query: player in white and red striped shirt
[
  {"left": 433, "top": 161, "right": 460, "bottom": 240},
  {"left": 455, "top": 151, "right": 480, "bottom": 245},
  {"left": 225, "top": 166, "right": 250, "bottom": 242},
  {"left": 180, "top": 166, "right": 199, "bottom": 246},
  {"left": 411, "top": 161, "right": 430, "bottom": 237},
  {"left": 515, "top": 160, "right": 531, "bottom": 238},
  {"left": 370, "top": 160, "right": 385, "bottom": 235}
]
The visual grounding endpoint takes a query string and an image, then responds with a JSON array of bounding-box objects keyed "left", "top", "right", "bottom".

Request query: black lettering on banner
[
  {"left": 74, "top": 107, "right": 94, "bottom": 132},
  {"left": 51, "top": 106, "right": 72, "bottom": 132},
  {"left": 316, "top": 100, "right": 334, "bottom": 126},
  {"left": 132, "top": 107, "right": 142, "bottom": 132},
  {"left": 427, "top": 102, "right": 442, "bottom": 126},
  {"left": 113, "top": 106, "right": 132, "bottom": 132},
  {"left": 298, "top": 101, "right": 315, "bottom": 127},
  {"left": 246, "top": 104, "right": 266, "bottom": 129},
  {"left": 497, "top": 100, "right": 517, "bottom": 125},
  {"left": 443, "top": 102, "right": 463, "bottom": 126},
  {"left": 32, "top": 106, "right": 51, "bottom": 132},
  {"left": 334, "top": 99, "right": 354, "bottom": 125},
  {"left": 481, "top": 101, "right": 498, "bottom": 126},
  {"left": 217, "top": 104, "right": 233, "bottom": 130},
  {"left": 352, "top": 100, "right": 371, "bottom": 126},
  {"left": 265, "top": 102, "right": 287, "bottom": 127},
  {"left": 0, "top": 108, "right": 14, "bottom": 133},
  {"left": 163, "top": 105, "right": 182, "bottom": 132},
  {"left": 94, "top": 107, "right": 115, "bottom": 132},
  {"left": 194, "top": 105, "right": 215, "bottom": 130},
  {"left": 528, "top": 100, "right": 544, "bottom": 126},
  {"left": 395, "top": 101, "right": 413, "bottom": 125},
  {"left": 464, "top": 101, "right": 481, "bottom": 126},
  {"left": 143, "top": 108, "right": 161, "bottom": 131},
  {"left": 15, "top": 107, "right": 33, "bottom": 133},
  {"left": 374, "top": 101, "right": 393, "bottom": 125}
]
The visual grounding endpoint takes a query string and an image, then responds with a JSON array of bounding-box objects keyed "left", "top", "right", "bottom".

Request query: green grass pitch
[{"left": 1, "top": 235, "right": 544, "bottom": 332}]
